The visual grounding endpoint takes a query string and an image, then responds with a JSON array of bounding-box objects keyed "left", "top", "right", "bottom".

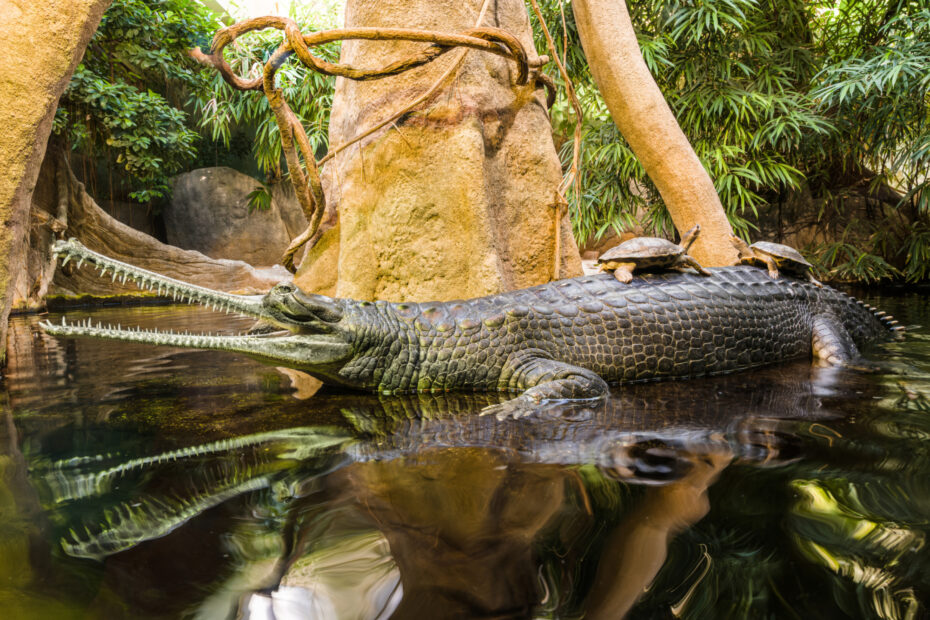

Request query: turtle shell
[
  {"left": 597, "top": 237, "right": 684, "bottom": 269},
  {"left": 750, "top": 241, "right": 813, "bottom": 271}
]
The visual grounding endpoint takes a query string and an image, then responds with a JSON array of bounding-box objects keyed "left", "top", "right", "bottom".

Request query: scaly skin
[{"left": 41, "top": 240, "right": 901, "bottom": 410}]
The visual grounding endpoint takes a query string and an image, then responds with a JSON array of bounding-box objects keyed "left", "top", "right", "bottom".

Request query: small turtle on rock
[
  {"left": 597, "top": 225, "right": 711, "bottom": 283},
  {"left": 730, "top": 236, "right": 823, "bottom": 287}
]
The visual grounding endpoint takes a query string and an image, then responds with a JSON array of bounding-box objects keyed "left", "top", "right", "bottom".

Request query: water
[{"left": 1, "top": 297, "right": 929, "bottom": 619}]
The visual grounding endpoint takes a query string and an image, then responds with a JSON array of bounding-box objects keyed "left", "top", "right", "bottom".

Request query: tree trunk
[
  {"left": 295, "top": 0, "right": 582, "bottom": 301},
  {"left": 0, "top": 0, "right": 111, "bottom": 365},
  {"left": 571, "top": 0, "right": 739, "bottom": 267}
]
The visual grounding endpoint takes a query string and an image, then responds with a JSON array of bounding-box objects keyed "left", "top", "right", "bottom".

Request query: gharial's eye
[{"left": 273, "top": 283, "right": 297, "bottom": 295}]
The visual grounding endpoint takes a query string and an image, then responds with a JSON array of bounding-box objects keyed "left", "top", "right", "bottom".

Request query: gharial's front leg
[{"left": 482, "top": 350, "right": 609, "bottom": 419}]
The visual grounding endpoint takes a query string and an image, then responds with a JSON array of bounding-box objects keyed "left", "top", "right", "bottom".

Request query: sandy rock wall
[
  {"left": 0, "top": 0, "right": 111, "bottom": 361},
  {"left": 296, "top": 0, "right": 582, "bottom": 302}
]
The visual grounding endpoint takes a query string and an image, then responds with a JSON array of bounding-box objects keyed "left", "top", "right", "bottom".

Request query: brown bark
[
  {"left": 0, "top": 0, "right": 111, "bottom": 364},
  {"left": 571, "top": 0, "right": 739, "bottom": 266}
]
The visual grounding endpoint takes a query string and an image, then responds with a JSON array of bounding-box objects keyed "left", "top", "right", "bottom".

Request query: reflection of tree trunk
[
  {"left": 12, "top": 148, "right": 285, "bottom": 307},
  {"left": 585, "top": 451, "right": 731, "bottom": 618},
  {"left": 296, "top": 0, "right": 582, "bottom": 301},
  {"left": 0, "top": 391, "right": 62, "bottom": 608},
  {"left": 0, "top": 0, "right": 111, "bottom": 364},
  {"left": 572, "top": 0, "right": 739, "bottom": 267},
  {"left": 335, "top": 452, "right": 566, "bottom": 619}
]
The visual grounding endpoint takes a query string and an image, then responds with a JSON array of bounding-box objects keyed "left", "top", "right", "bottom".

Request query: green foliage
[
  {"left": 532, "top": 0, "right": 930, "bottom": 282},
  {"left": 247, "top": 184, "right": 273, "bottom": 212},
  {"left": 813, "top": 4, "right": 930, "bottom": 280},
  {"left": 810, "top": 241, "right": 902, "bottom": 283},
  {"left": 190, "top": 6, "right": 339, "bottom": 182},
  {"left": 56, "top": 0, "right": 221, "bottom": 205},
  {"left": 532, "top": 0, "right": 829, "bottom": 242}
]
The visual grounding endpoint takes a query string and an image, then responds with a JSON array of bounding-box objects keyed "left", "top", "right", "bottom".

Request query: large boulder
[
  {"left": 165, "top": 167, "right": 308, "bottom": 267},
  {"left": 296, "top": 0, "right": 582, "bottom": 302}
]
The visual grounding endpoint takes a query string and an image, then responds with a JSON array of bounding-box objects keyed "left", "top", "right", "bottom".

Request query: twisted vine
[{"left": 192, "top": 16, "right": 551, "bottom": 272}]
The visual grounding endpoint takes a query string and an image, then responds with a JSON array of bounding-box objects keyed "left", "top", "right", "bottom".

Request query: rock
[
  {"left": 165, "top": 167, "right": 308, "bottom": 267},
  {"left": 0, "top": 0, "right": 110, "bottom": 362},
  {"left": 297, "top": 0, "right": 582, "bottom": 302}
]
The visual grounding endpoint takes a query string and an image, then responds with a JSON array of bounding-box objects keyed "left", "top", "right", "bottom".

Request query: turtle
[
  {"left": 597, "top": 224, "right": 711, "bottom": 283},
  {"left": 730, "top": 236, "right": 823, "bottom": 287}
]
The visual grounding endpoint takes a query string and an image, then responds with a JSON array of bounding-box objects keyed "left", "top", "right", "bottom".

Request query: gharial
[{"left": 41, "top": 239, "right": 902, "bottom": 414}]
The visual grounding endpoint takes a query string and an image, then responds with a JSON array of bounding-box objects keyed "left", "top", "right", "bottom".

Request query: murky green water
[{"left": 1, "top": 296, "right": 929, "bottom": 619}]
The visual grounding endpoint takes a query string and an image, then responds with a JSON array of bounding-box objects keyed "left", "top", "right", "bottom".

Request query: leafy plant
[
  {"left": 531, "top": 0, "right": 930, "bottom": 281},
  {"left": 811, "top": 4, "right": 930, "bottom": 280},
  {"left": 55, "top": 0, "right": 221, "bottom": 206},
  {"left": 531, "top": 0, "right": 828, "bottom": 243},
  {"left": 189, "top": 4, "right": 339, "bottom": 183},
  {"left": 247, "top": 184, "right": 273, "bottom": 212}
]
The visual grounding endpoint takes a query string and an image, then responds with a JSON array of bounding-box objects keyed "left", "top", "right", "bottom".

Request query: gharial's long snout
[{"left": 39, "top": 240, "right": 352, "bottom": 371}]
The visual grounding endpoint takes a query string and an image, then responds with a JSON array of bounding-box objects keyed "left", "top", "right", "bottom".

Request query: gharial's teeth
[
  {"left": 77, "top": 258, "right": 85, "bottom": 269},
  {"left": 61, "top": 255, "right": 72, "bottom": 267}
]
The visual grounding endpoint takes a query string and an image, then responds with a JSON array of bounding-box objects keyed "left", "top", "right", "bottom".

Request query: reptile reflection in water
[{"left": 28, "top": 363, "right": 845, "bottom": 618}]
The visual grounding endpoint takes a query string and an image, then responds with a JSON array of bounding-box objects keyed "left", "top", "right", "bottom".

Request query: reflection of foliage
[
  {"left": 54, "top": 0, "right": 221, "bottom": 205},
  {"left": 789, "top": 478, "right": 924, "bottom": 618}
]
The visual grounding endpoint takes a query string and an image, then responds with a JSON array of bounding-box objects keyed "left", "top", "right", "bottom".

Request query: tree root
[{"left": 192, "top": 14, "right": 552, "bottom": 273}]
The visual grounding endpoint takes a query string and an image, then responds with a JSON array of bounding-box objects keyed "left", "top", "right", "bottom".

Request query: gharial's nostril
[{"left": 274, "top": 283, "right": 296, "bottom": 294}]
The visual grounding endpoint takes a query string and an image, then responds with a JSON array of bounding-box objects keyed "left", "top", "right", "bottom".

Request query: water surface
[{"left": 1, "top": 297, "right": 929, "bottom": 619}]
